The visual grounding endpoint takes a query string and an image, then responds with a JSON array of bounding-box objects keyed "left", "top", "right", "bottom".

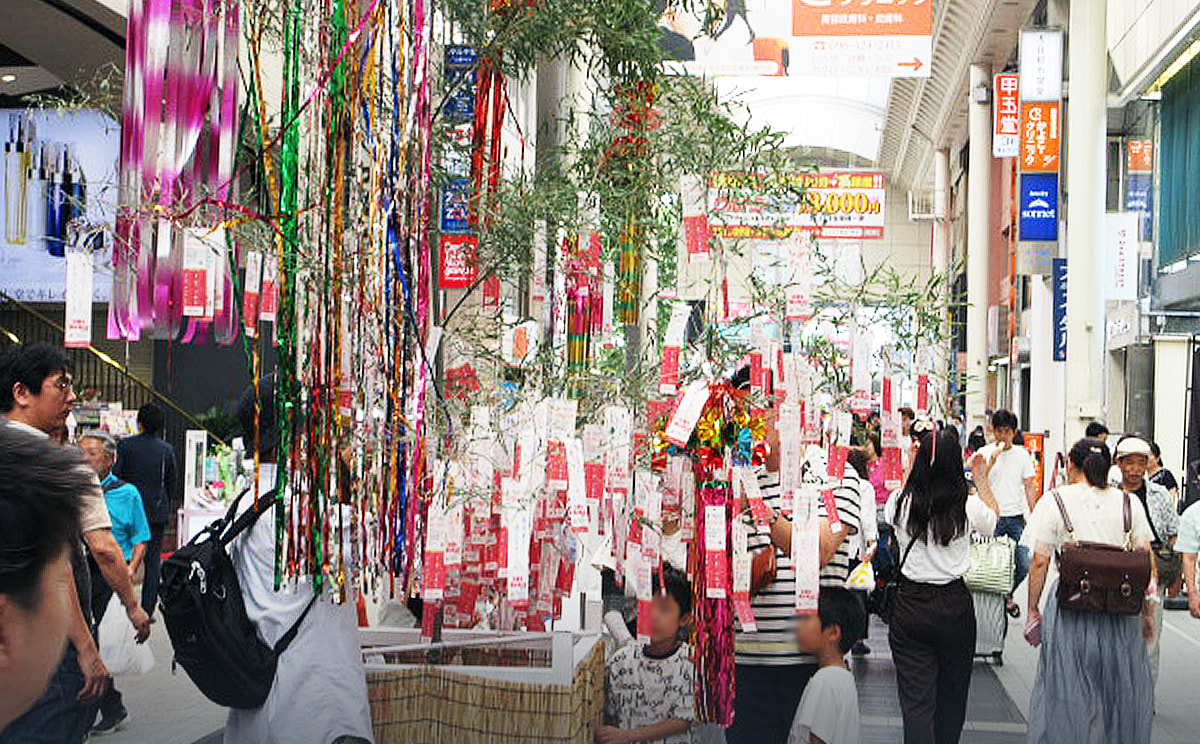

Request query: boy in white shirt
[
  {"left": 787, "top": 588, "right": 865, "bottom": 744},
  {"left": 600, "top": 564, "right": 695, "bottom": 744}
]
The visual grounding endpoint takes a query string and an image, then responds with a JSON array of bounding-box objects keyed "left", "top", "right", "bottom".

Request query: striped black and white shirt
[{"left": 734, "top": 466, "right": 863, "bottom": 666}]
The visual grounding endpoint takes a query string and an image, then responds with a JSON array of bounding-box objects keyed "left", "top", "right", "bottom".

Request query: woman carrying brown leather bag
[{"left": 1024, "top": 437, "right": 1157, "bottom": 744}]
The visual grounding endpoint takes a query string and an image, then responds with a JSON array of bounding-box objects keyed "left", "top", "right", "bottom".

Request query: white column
[
  {"left": 966, "top": 64, "right": 992, "bottom": 430},
  {"left": 1029, "top": 274, "right": 1066, "bottom": 460},
  {"left": 932, "top": 149, "right": 952, "bottom": 416},
  {"left": 1064, "top": 0, "right": 1108, "bottom": 439}
]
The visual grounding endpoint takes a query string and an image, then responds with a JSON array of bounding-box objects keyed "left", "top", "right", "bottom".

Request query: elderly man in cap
[{"left": 1113, "top": 435, "right": 1179, "bottom": 687}]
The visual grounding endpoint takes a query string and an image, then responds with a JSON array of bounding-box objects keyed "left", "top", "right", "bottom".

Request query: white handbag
[{"left": 965, "top": 534, "right": 1015, "bottom": 595}]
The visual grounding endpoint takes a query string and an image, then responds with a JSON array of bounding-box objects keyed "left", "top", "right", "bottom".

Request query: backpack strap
[
  {"left": 273, "top": 595, "right": 318, "bottom": 655},
  {"left": 218, "top": 488, "right": 281, "bottom": 548}
]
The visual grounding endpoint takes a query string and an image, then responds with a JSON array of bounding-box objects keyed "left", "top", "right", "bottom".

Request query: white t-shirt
[
  {"left": 886, "top": 492, "right": 998, "bottom": 585},
  {"left": 975, "top": 443, "right": 1035, "bottom": 517},
  {"left": 1023, "top": 482, "right": 1154, "bottom": 557},
  {"left": 225, "top": 468, "right": 374, "bottom": 744},
  {"left": 787, "top": 665, "right": 861, "bottom": 744},
  {"left": 605, "top": 643, "right": 695, "bottom": 744}
]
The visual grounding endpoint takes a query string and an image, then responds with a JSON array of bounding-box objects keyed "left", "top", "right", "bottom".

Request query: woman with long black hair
[{"left": 885, "top": 424, "right": 999, "bottom": 744}]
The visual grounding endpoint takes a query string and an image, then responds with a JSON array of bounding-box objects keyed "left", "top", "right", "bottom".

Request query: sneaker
[
  {"left": 91, "top": 709, "right": 128, "bottom": 736},
  {"left": 851, "top": 641, "right": 871, "bottom": 656}
]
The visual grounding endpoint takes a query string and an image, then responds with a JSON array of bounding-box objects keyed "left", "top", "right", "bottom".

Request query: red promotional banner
[{"left": 438, "top": 234, "right": 478, "bottom": 289}]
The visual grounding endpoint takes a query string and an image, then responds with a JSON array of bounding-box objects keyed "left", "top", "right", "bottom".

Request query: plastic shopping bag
[
  {"left": 845, "top": 560, "right": 874, "bottom": 591},
  {"left": 98, "top": 595, "right": 155, "bottom": 676}
]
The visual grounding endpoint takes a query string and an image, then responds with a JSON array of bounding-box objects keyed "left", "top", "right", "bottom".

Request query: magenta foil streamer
[
  {"left": 695, "top": 479, "right": 736, "bottom": 726},
  {"left": 114, "top": 0, "right": 238, "bottom": 343}
]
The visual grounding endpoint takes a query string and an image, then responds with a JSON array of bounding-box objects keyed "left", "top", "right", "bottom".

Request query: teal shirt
[{"left": 101, "top": 473, "right": 151, "bottom": 561}]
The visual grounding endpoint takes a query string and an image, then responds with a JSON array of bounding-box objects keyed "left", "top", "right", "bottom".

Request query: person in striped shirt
[{"left": 727, "top": 437, "right": 864, "bottom": 744}]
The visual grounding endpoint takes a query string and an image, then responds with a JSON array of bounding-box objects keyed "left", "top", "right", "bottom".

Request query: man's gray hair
[{"left": 79, "top": 430, "right": 118, "bottom": 456}]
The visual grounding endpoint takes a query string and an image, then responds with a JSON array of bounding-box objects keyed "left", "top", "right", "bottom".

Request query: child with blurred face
[
  {"left": 598, "top": 565, "right": 695, "bottom": 744},
  {"left": 788, "top": 588, "right": 865, "bottom": 744}
]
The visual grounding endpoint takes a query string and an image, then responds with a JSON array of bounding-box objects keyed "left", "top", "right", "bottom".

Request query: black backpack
[{"left": 159, "top": 489, "right": 316, "bottom": 709}]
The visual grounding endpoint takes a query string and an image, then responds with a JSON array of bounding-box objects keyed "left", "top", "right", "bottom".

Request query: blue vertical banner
[
  {"left": 1019, "top": 173, "right": 1060, "bottom": 242},
  {"left": 1052, "top": 258, "right": 1067, "bottom": 362},
  {"left": 1125, "top": 173, "right": 1153, "bottom": 241}
]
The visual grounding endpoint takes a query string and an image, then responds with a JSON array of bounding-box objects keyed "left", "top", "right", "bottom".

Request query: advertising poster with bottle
[{"left": 0, "top": 109, "right": 118, "bottom": 303}]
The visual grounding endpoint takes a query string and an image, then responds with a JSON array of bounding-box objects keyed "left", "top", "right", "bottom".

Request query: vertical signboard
[
  {"left": 1024, "top": 432, "right": 1046, "bottom": 500},
  {"left": 1127, "top": 138, "right": 1153, "bottom": 173},
  {"left": 1126, "top": 138, "right": 1153, "bottom": 240},
  {"left": 1018, "top": 30, "right": 1064, "bottom": 101},
  {"left": 1019, "top": 102, "right": 1061, "bottom": 172},
  {"left": 1019, "top": 173, "right": 1059, "bottom": 242},
  {"left": 1106, "top": 212, "right": 1139, "bottom": 303},
  {"left": 993, "top": 73, "right": 1020, "bottom": 158},
  {"left": 1052, "top": 258, "right": 1067, "bottom": 362}
]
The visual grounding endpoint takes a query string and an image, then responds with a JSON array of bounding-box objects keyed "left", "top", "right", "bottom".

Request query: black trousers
[
  {"left": 888, "top": 578, "right": 976, "bottom": 744},
  {"left": 726, "top": 663, "right": 818, "bottom": 744},
  {"left": 141, "top": 523, "right": 165, "bottom": 616}
]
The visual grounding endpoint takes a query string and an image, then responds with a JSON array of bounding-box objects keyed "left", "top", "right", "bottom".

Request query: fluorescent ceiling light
[
  {"left": 1147, "top": 38, "right": 1200, "bottom": 95},
  {"left": 0, "top": 75, "right": 15, "bottom": 83}
]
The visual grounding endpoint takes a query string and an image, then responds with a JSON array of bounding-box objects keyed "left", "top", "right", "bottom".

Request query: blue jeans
[
  {"left": 995, "top": 515, "right": 1030, "bottom": 592},
  {"left": 0, "top": 646, "right": 94, "bottom": 744}
]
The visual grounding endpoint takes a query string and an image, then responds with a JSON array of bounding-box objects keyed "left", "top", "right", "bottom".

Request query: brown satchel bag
[
  {"left": 1051, "top": 489, "right": 1151, "bottom": 616},
  {"left": 750, "top": 546, "right": 777, "bottom": 597}
]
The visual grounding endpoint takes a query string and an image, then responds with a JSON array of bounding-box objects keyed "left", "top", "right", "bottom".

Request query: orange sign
[
  {"left": 1024, "top": 432, "right": 1046, "bottom": 500},
  {"left": 1020, "top": 101, "right": 1060, "bottom": 172},
  {"left": 1127, "top": 138, "right": 1153, "bottom": 173},
  {"left": 793, "top": 0, "right": 932, "bottom": 37}
]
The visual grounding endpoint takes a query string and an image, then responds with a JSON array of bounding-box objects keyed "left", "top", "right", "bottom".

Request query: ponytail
[{"left": 1068, "top": 437, "right": 1111, "bottom": 489}]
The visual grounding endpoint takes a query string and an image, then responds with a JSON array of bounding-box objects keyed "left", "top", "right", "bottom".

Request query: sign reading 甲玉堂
[
  {"left": 708, "top": 171, "right": 886, "bottom": 241},
  {"left": 993, "top": 73, "right": 1020, "bottom": 159}
]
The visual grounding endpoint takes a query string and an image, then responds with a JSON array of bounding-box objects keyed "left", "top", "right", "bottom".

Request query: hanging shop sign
[
  {"left": 1052, "top": 257, "right": 1067, "bottom": 362},
  {"left": 1105, "top": 212, "right": 1139, "bottom": 303},
  {"left": 709, "top": 170, "right": 886, "bottom": 240},
  {"left": 1125, "top": 173, "right": 1152, "bottom": 241},
  {"left": 790, "top": 0, "right": 933, "bottom": 78},
  {"left": 1127, "top": 138, "right": 1153, "bottom": 173},
  {"left": 1019, "top": 101, "right": 1060, "bottom": 172},
  {"left": 440, "top": 177, "right": 471, "bottom": 233},
  {"left": 439, "top": 234, "right": 478, "bottom": 289},
  {"left": 1018, "top": 173, "right": 1058, "bottom": 242},
  {"left": 1018, "top": 29, "right": 1064, "bottom": 102},
  {"left": 1106, "top": 301, "right": 1139, "bottom": 352},
  {"left": 993, "top": 73, "right": 1020, "bottom": 159},
  {"left": 444, "top": 45, "right": 477, "bottom": 121}
]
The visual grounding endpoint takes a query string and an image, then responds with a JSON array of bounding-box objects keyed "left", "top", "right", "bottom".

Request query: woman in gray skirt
[{"left": 1023, "top": 437, "right": 1157, "bottom": 744}]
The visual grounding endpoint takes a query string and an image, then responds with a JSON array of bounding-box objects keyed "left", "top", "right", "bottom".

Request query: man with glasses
[{"left": 0, "top": 343, "right": 150, "bottom": 744}]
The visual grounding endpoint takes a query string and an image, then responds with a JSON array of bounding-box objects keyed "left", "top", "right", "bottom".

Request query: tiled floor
[{"left": 852, "top": 617, "right": 1027, "bottom": 744}]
